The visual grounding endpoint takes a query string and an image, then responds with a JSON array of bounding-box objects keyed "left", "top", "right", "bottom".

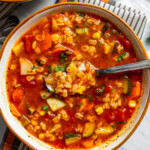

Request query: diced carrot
[
  {"left": 12, "top": 88, "right": 24, "bottom": 103},
  {"left": 52, "top": 46, "right": 67, "bottom": 56},
  {"left": 10, "top": 103, "right": 21, "bottom": 117},
  {"left": 82, "top": 139, "right": 94, "bottom": 148},
  {"left": 130, "top": 82, "right": 141, "bottom": 99},
  {"left": 85, "top": 103, "right": 94, "bottom": 111},
  {"left": 40, "top": 32, "right": 52, "bottom": 51}
]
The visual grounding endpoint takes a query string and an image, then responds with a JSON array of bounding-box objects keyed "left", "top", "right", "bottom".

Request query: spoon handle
[{"left": 96, "top": 59, "right": 150, "bottom": 76}]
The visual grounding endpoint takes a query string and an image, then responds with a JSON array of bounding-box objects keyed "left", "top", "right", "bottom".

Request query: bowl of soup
[{"left": 0, "top": 2, "right": 149, "bottom": 150}]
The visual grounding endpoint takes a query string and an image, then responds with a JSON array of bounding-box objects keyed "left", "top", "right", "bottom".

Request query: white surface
[{"left": 10, "top": 0, "right": 150, "bottom": 150}]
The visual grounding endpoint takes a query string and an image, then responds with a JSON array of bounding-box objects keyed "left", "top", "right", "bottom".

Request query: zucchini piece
[
  {"left": 40, "top": 90, "right": 52, "bottom": 99},
  {"left": 65, "top": 133, "right": 81, "bottom": 145},
  {"left": 104, "top": 33, "right": 110, "bottom": 39},
  {"left": 95, "top": 126, "right": 114, "bottom": 135},
  {"left": 28, "top": 107, "right": 36, "bottom": 114},
  {"left": 46, "top": 98, "right": 66, "bottom": 112},
  {"left": 83, "top": 122, "right": 96, "bottom": 138},
  {"left": 112, "top": 43, "right": 119, "bottom": 53},
  {"left": 102, "top": 23, "right": 110, "bottom": 34},
  {"left": 123, "top": 76, "right": 131, "bottom": 94},
  {"left": 20, "top": 115, "right": 30, "bottom": 127}
]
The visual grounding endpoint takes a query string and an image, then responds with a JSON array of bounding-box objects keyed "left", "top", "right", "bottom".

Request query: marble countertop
[{"left": 4, "top": 0, "right": 150, "bottom": 149}]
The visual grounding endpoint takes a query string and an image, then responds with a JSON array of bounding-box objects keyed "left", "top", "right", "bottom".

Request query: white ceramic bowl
[{"left": 0, "top": 2, "right": 150, "bottom": 150}]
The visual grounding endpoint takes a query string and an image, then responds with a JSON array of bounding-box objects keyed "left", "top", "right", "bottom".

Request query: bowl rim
[{"left": 0, "top": 2, "right": 150, "bottom": 150}]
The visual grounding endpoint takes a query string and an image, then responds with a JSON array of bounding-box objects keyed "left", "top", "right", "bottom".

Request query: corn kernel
[
  {"left": 51, "top": 34, "right": 59, "bottom": 41},
  {"left": 31, "top": 120, "right": 38, "bottom": 126},
  {"left": 92, "top": 32, "right": 101, "bottom": 39},
  {"left": 95, "top": 107, "right": 103, "bottom": 115},
  {"left": 78, "top": 86, "right": 86, "bottom": 94},
  {"left": 10, "top": 64, "right": 17, "bottom": 70},
  {"left": 34, "top": 47, "right": 41, "bottom": 54},
  {"left": 39, "top": 110, "right": 46, "bottom": 116},
  {"left": 128, "top": 100, "right": 136, "bottom": 108},
  {"left": 39, "top": 133, "right": 45, "bottom": 139}
]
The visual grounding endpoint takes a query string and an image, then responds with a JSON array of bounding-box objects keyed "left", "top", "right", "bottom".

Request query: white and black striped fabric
[
  {"left": 0, "top": 2, "right": 18, "bottom": 19},
  {"left": 70, "top": 0, "right": 147, "bottom": 39}
]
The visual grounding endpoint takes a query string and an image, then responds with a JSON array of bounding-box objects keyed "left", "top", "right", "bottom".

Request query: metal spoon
[
  {"left": 45, "top": 59, "right": 150, "bottom": 92},
  {"left": 96, "top": 59, "right": 150, "bottom": 76}
]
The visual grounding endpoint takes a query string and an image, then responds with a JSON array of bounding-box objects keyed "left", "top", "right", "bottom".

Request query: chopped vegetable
[
  {"left": 92, "top": 32, "right": 101, "bottom": 39},
  {"left": 75, "top": 28, "right": 89, "bottom": 34},
  {"left": 52, "top": 46, "right": 67, "bottom": 56},
  {"left": 60, "top": 51, "right": 71, "bottom": 63},
  {"left": 122, "top": 39, "right": 132, "bottom": 51},
  {"left": 83, "top": 122, "right": 96, "bottom": 138},
  {"left": 20, "top": 115, "right": 30, "bottom": 127},
  {"left": 10, "top": 103, "right": 21, "bottom": 117},
  {"left": 32, "top": 65, "right": 38, "bottom": 70},
  {"left": 123, "top": 76, "right": 131, "bottom": 95},
  {"left": 48, "top": 66, "right": 52, "bottom": 73},
  {"left": 51, "top": 33, "right": 59, "bottom": 41},
  {"left": 12, "top": 88, "right": 24, "bottom": 103},
  {"left": 101, "top": 85, "right": 105, "bottom": 94},
  {"left": 65, "top": 133, "right": 81, "bottom": 145},
  {"left": 40, "top": 32, "right": 52, "bottom": 51},
  {"left": 128, "top": 100, "right": 136, "bottom": 108},
  {"left": 95, "top": 107, "right": 103, "bottom": 115},
  {"left": 82, "top": 139, "right": 94, "bottom": 148},
  {"left": 89, "top": 94, "right": 92, "bottom": 103},
  {"left": 78, "top": 12, "right": 85, "bottom": 17},
  {"left": 104, "top": 33, "right": 110, "bottom": 39},
  {"left": 36, "top": 59, "right": 43, "bottom": 66},
  {"left": 22, "top": 34, "right": 34, "bottom": 53},
  {"left": 95, "top": 126, "right": 114, "bottom": 134},
  {"left": 112, "top": 42, "right": 119, "bottom": 52},
  {"left": 111, "top": 29, "right": 118, "bottom": 34},
  {"left": 102, "top": 23, "right": 110, "bottom": 34},
  {"left": 117, "top": 120, "right": 127, "bottom": 124},
  {"left": 27, "top": 105, "right": 36, "bottom": 114},
  {"left": 40, "top": 90, "right": 52, "bottom": 99},
  {"left": 104, "top": 44, "right": 111, "bottom": 54},
  {"left": 117, "top": 52, "right": 127, "bottom": 61},
  {"left": 130, "top": 82, "right": 141, "bottom": 99},
  {"left": 55, "top": 64, "right": 66, "bottom": 72},
  {"left": 12, "top": 42, "right": 24, "bottom": 56},
  {"left": 19, "top": 58, "right": 33, "bottom": 75},
  {"left": 47, "top": 98, "right": 66, "bottom": 111},
  {"left": 41, "top": 105, "right": 49, "bottom": 112}
]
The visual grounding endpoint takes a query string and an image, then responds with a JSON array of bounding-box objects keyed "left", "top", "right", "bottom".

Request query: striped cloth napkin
[
  {"left": 0, "top": 0, "right": 147, "bottom": 150},
  {"left": 69, "top": 0, "right": 147, "bottom": 39},
  {"left": 0, "top": 2, "right": 18, "bottom": 19}
]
